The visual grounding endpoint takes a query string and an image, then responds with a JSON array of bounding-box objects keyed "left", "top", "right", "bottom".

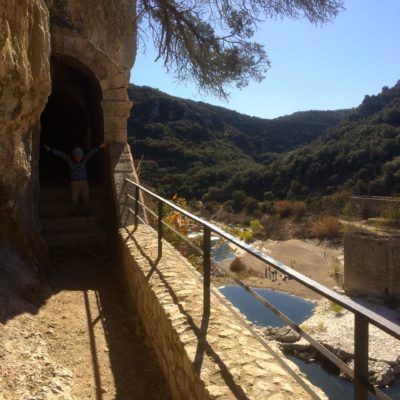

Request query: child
[{"left": 44, "top": 143, "right": 106, "bottom": 216}]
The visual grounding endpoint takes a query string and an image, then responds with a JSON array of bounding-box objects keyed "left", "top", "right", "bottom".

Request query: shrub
[
  {"left": 381, "top": 202, "right": 400, "bottom": 227},
  {"left": 264, "top": 191, "right": 274, "bottom": 201},
  {"left": 230, "top": 257, "right": 246, "bottom": 273},
  {"left": 317, "top": 321, "right": 327, "bottom": 332},
  {"left": 330, "top": 301, "right": 343, "bottom": 316},
  {"left": 260, "top": 201, "right": 274, "bottom": 214},
  {"left": 274, "top": 200, "right": 307, "bottom": 219},
  {"left": 311, "top": 216, "right": 342, "bottom": 239},
  {"left": 232, "top": 190, "right": 247, "bottom": 212},
  {"left": 249, "top": 219, "right": 263, "bottom": 234},
  {"left": 243, "top": 197, "right": 259, "bottom": 214},
  {"left": 238, "top": 229, "right": 253, "bottom": 242},
  {"left": 341, "top": 202, "right": 360, "bottom": 219}
]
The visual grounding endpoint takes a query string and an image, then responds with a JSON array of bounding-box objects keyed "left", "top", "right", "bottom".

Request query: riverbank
[
  {"left": 213, "top": 237, "right": 400, "bottom": 389},
  {"left": 213, "top": 238, "right": 344, "bottom": 300},
  {"left": 253, "top": 298, "right": 400, "bottom": 387}
]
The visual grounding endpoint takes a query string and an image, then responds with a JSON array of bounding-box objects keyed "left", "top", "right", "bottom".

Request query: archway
[{"left": 39, "top": 55, "right": 104, "bottom": 186}]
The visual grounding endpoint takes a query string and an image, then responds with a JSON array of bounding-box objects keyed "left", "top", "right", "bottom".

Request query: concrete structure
[
  {"left": 344, "top": 232, "right": 400, "bottom": 297},
  {"left": 349, "top": 196, "right": 400, "bottom": 218}
]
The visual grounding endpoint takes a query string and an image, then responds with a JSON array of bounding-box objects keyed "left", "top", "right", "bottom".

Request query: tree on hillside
[{"left": 138, "top": 0, "right": 344, "bottom": 98}]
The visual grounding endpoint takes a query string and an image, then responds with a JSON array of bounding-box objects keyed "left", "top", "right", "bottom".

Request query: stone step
[
  {"left": 41, "top": 215, "right": 107, "bottom": 233},
  {"left": 43, "top": 229, "right": 115, "bottom": 249},
  {"left": 39, "top": 200, "right": 108, "bottom": 218},
  {"left": 40, "top": 185, "right": 106, "bottom": 204}
]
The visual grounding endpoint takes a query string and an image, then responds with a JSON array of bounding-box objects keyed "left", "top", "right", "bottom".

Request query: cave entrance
[{"left": 39, "top": 56, "right": 104, "bottom": 186}]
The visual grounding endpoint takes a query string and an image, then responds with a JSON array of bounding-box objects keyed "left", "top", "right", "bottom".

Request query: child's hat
[{"left": 72, "top": 147, "right": 84, "bottom": 156}]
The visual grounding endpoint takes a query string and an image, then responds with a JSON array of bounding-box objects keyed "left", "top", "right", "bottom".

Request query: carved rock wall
[
  {"left": 0, "top": 0, "right": 51, "bottom": 246},
  {"left": 0, "top": 0, "right": 137, "bottom": 263}
]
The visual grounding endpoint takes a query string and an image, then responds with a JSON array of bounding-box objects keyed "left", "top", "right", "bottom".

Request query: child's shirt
[{"left": 51, "top": 147, "right": 99, "bottom": 181}]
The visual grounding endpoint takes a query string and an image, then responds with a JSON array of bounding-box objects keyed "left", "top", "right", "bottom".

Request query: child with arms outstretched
[{"left": 44, "top": 143, "right": 106, "bottom": 216}]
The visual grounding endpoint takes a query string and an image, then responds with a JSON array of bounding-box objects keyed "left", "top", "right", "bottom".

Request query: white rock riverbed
[{"left": 258, "top": 297, "right": 400, "bottom": 387}]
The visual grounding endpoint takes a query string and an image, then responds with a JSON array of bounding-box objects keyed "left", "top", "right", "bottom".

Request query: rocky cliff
[
  {"left": 0, "top": 0, "right": 137, "bottom": 304},
  {"left": 0, "top": 1, "right": 51, "bottom": 241}
]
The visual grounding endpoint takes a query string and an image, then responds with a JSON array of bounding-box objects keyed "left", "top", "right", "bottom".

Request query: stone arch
[
  {"left": 40, "top": 54, "right": 106, "bottom": 184},
  {"left": 50, "top": 26, "right": 132, "bottom": 143}
]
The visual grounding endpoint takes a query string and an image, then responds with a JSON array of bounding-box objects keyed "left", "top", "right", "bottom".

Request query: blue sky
[{"left": 130, "top": 0, "right": 400, "bottom": 119}]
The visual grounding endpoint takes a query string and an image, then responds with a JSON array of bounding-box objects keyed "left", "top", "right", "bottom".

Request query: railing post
[
  {"left": 203, "top": 226, "right": 211, "bottom": 313},
  {"left": 157, "top": 200, "right": 163, "bottom": 258},
  {"left": 354, "top": 314, "right": 369, "bottom": 400},
  {"left": 134, "top": 185, "right": 139, "bottom": 229}
]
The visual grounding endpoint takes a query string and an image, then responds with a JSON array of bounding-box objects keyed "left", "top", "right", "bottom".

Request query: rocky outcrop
[
  {"left": 254, "top": 298, "right": 400, "bottom": 388},
  {"left": 0, "top": 1, "right": 51, "bottom": 237},
  {"left": 0, "top": 0, "right": 138, "bottom": 263}
]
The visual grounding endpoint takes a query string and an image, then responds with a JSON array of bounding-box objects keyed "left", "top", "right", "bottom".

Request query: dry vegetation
[
  {"left": 230, "top": 258, "right": 246, "bottom": 273},
  {"left": 311, "top": 216, "right": 343, "bottom": 239},
  {"left": 274, "top": 200, "right": 307, "bottom": 219}
]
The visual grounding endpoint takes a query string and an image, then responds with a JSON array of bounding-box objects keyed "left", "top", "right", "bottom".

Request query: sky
[{"left": 130, "top": 0, "right": 400, "bottom": 119}]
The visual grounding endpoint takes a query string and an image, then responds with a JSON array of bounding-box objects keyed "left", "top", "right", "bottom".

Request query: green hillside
[
  {"left": 224, "top": 81, "right": 400, "bottom": 201},
  {"left": 127, "top": 85, "right": 348, "bottom": 199}
]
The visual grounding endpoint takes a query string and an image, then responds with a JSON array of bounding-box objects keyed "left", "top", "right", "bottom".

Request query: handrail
[{"left": 123, "top": 178, "right": 399, "bottom": 400}]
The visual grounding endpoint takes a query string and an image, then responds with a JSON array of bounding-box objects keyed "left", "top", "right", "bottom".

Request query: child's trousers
[{"left": 70, "top": 180, "right": 90, "bottom": 210}]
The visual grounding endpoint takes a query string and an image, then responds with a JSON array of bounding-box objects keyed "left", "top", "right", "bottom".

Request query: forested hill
[
  {"left": 127, "top": 85, "right": 349, "bottom": 198},
  {"left": 226, "top": 81, "right": 400, "bottom": 201}
]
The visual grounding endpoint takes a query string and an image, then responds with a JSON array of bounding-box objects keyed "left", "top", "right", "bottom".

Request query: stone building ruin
[{"left": 344, "top": 231, "right": 400, "bottom": 298}]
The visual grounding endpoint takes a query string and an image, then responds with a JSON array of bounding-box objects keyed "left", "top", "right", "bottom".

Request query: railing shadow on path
[{"left": 48, "top": 250, "right": 170, "bottom": 400}]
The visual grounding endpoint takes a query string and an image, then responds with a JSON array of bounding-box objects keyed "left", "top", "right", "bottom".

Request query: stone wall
[
  {"left": 119, "top": 224, "right": 327, "bottom": 400},
  {"left": 348, "top": 196, "right": 400, "bottom": 218},
  {"left": 344, "top": 232, "right": 400, "bottom": 297},
  {"left": 50, "top": 0, "right": 137, "bottom": 143},
  {"left": 108, "top": 143, "right": 139, "bottom": 226}
]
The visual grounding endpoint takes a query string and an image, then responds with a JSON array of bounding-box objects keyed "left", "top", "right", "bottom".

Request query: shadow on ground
[{"left": 48, "top": 249, "right": 170, "bottom": 400}]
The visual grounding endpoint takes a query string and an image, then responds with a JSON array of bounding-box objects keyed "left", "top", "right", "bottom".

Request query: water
[
  {"left": 211, "top": 242, "right": 236, "bottom": 263},
  {"left": 288, "top": 357, "right": 400, "bottom": 400},
  {"left": 219, "top": 285, "right": 400, "bottom": 400},
  {"left": 219, "top": 285, "right": 315, "bottom": 327}
]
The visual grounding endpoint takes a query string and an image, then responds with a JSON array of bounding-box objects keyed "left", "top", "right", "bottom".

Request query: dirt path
[{"left": 0, "top": 251, "right": 170, "bottom": 400}]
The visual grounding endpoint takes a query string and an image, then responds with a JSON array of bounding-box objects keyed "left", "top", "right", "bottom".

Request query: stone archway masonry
[
  {"left": 50, "top": 25, "right": 139, "bottom": 226},
  {"left": 51, "top": 25, "right": 132, "bottom": 143}
]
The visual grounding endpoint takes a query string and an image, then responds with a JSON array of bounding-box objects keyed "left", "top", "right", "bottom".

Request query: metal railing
[{"left": 123, "top": 178, "right": 400, "bottom": 400}]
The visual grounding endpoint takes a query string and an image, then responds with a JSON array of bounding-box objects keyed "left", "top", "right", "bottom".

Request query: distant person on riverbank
[{"left": 44, "top": 143, "right": 106, "bottom": 216}]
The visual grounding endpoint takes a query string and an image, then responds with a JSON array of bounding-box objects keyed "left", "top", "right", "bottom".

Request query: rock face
[
  {"left": 0, "top": 1, "right": 51, "bottom": 240},
  {"left": 0, "top": 0, "right": 137, "bottom": 278}
]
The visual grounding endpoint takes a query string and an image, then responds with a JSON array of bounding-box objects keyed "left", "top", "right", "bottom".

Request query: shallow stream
[{"left": 219, "top": 285, "right": 400, "bottom": 400}]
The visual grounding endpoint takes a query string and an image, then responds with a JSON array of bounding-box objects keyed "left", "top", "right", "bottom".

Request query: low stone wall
[
  {"left": 348, "top": 196, "right": 400, "bottom": 218},
  {"left": 344, "top": 232, "right": 400, "bottom": 297},
  {"left": 119, "top": 224, "right": 326, "bottom": 400}
]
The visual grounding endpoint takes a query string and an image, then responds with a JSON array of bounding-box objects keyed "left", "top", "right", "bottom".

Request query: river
[{"left": 219, "top": 285, "right": 400, "bottom": 400}]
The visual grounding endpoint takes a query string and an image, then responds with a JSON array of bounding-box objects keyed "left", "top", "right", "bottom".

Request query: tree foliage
[
  {"left": 127, "top": 84, "right": 347, "bottom": 200},
  {"left": 225, "top": 81, "right": 400, "bottom": 200},
  {"left": 137, "top": 0, "right": 344, "bottom": 97},
  {"left": 129, "top": 81, "right": 400, "bottom": 211}
]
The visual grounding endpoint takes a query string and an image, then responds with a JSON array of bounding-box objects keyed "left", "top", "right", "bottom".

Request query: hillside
[
  {"left": 127, "top": 85, "right": 348, "bottom": 199},
  {"left": 223, "top": 81, "right": 400, "bottom": 201}
]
